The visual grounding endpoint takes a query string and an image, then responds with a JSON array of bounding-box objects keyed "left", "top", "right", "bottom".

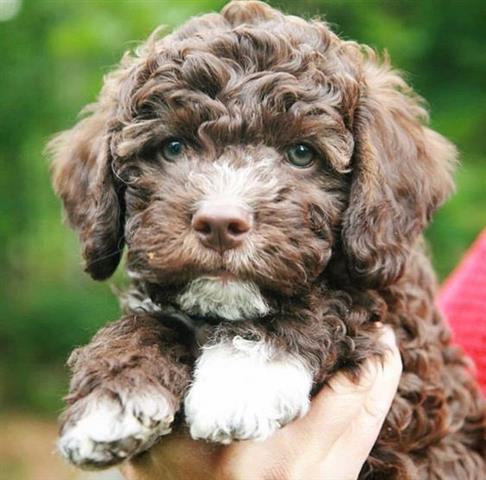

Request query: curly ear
[
  {"left": 48, "top": 98, "right": 125, "bottom": 280},
  {"left": 342, "top": 58, "right": 457, "bottom": 287}
]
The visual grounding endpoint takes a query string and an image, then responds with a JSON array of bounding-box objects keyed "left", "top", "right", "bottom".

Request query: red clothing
[{"left": 438, "top": 229, "right": 486, "bottom": 393}]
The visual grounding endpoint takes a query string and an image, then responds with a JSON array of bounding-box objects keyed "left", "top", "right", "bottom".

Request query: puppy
[{"left": 49, "top": 1, "right": 486, "bottom": 477}]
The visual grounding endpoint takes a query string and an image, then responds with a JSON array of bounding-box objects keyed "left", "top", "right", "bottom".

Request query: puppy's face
[
  {"left": 117, "top": 74, "right": 353, "bottom": 294},
  {"left": 49, "top": 1, "right": 456, "bottom": 317},
  {"left": 123, "top": 144, "right": 348, "bottom": 313}
]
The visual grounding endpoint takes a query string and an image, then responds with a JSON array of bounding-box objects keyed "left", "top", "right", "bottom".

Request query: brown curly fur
[{"left": 49, "top": 1, "right": 486, "bottom": 477}]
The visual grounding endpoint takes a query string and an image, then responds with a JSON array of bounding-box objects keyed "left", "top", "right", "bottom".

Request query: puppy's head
[{"left": 49, "top": 1, "right": 456, "bottom": 317}]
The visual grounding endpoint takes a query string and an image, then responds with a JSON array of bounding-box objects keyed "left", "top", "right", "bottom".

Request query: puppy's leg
[
  {"left": 58, "top": 314, "right": 192, "bottom": 469},
  {"left": 184, "top": 335, "right": 313, "bottom": 444},
  {"left": 184, "top": 301, "right": 383, "bottom": 444}
]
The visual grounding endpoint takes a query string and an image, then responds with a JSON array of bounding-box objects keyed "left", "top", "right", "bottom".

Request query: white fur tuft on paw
[
  {"left": 59, "top": 390, "right": 174, "bottom": 468},
  {"left": 184, "top": 337, "right": 312, "bottom": 444}
]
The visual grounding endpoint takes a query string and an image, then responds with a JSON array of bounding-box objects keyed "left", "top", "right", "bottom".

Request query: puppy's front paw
[
  {"left": 59, "top": 387, "right": 175, "bottom": 469},
  {"left": 185, "top": 338, "right": 312, "bottom": 444}
]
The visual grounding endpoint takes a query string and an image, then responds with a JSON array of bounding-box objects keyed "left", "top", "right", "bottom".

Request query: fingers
[
  {"left": 292, "top": 323, "right": 402, "bottom": 479},
  {"left": 361, "top": 323, "right": 403, "bottom": 420},
  {"left": 318, "top": 325, "right": 401, "bottom": 478},
  {"left": 281, "top": 324, "right": 400, "bottom": 448}
]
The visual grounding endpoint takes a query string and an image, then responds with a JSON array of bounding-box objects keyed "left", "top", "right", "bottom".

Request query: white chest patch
[
  {"left": 184, "top": 337, "right": 313, "bottom": 443},
  {"left": 175, "top": 277, "right": 270, "bottom": 321}
]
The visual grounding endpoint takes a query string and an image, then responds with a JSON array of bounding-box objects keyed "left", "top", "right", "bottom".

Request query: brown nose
[{"left": 192, "top": 204, "right": 252, "bottom": 252}]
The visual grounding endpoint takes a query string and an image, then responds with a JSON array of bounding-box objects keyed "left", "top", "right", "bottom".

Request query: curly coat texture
[{"left": 49, "top": 1, "right": 486, "bottom": 477}]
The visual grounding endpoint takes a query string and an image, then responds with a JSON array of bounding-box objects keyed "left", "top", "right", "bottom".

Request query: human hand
[{"left": 121, "top": 324, "right": 402, "bottom": 480}]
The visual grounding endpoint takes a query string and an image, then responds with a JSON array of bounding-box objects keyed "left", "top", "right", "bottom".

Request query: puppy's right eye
[{"left": 161, "top": 139, "right": 185, "bottom": 161}]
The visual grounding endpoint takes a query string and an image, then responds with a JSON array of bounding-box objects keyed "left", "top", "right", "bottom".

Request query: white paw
[
  {"left": 184, "top": 337, "right": 312, "bottom": 444},
  {"left": 59, "top": 389, "right": 175, "bottom": 468}
]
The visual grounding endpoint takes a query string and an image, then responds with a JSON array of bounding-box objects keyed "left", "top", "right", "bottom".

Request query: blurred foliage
[{"left": 0, "top": 0, "right": 484, "bottom": 414}]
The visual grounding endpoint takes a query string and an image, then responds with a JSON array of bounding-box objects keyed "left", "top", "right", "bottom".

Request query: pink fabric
[{"left": 437, "top": 229, "right": 486, "bottom": 393}]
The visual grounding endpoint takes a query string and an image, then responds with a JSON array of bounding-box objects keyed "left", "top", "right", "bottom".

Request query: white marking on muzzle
[{"left": 190, "top": 157, "right": 279, "bottom": 210}]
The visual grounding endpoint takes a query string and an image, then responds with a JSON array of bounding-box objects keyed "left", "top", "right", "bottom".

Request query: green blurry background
[{"left": 1, "top": 0, "right": 485, "bottom": 422}]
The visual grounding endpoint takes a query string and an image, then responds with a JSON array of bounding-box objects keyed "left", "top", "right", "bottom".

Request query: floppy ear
[
  {"left": 48, "top": 97, "right": 125, "bottom": 280},
  {"left": 342, "top": 58, "right": 457, "bottom": 288}
]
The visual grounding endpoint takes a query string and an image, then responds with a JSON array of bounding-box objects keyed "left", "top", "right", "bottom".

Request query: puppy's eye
[
  {"left": 287, "top": 143, "right": 315, "bottom": 168},
  {"left": 161, "top": 139, "right": 185, "bottom": 161}
]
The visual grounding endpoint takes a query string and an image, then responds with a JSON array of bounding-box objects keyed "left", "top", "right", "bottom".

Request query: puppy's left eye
[
  {"left": 162, "top": 139, "right": 185, "bottom": 161},
  {"left": 287, "top": 144, "right": 315, "bottom": 168}
]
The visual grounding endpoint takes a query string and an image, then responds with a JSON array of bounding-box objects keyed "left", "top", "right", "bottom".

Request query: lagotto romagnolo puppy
[{"left": 48, "top": 1, "right": 486, "bottom": 477}]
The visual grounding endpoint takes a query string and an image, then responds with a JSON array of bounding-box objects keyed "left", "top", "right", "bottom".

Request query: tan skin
[{"left": 121, "top": 324, "right": 402, "bottom": 480}]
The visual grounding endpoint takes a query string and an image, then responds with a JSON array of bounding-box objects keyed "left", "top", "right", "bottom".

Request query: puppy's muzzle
[{"left": 192, "top": 203, "right": 252, "bottom": 253}]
